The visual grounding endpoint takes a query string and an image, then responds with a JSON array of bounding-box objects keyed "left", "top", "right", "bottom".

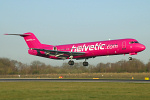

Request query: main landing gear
[
  {"left": 68, "top": 60, "right": 74, "bottom": 65},
  {"left": 83, "top": 59, "right": 88, "bottom": 66},
  {"left": 68, "top": 58, "right": 88, "bottom": 66},
  {"left": 68, "top": 56, "right": 74, "bottom": 65}
]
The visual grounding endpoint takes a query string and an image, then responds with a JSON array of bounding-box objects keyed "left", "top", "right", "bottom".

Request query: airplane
[{"left": 5, "top": 32, "right": 146, "bottom": 66}]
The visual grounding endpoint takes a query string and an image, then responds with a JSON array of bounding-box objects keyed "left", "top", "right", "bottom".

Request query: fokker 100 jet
[{"left": 5, "top": 32, "right": 146, "bottom": 66}]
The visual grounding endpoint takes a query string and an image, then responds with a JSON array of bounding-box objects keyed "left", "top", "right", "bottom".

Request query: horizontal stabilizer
[
  {"left": 5, "top": 32, "right": 43, "bottom": 48},
  {"left": 4, "top": 34, "right": 31, "bottom": 37}
]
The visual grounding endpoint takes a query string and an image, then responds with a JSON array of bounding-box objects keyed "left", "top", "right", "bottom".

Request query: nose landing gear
[{"left": 129, "top": 57, "right": 132, "bottom": 61}]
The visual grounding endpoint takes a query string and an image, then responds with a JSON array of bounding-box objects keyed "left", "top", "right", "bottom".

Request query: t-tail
[{"left": 5, "top": 32, "right": 43, "bottom": 48}]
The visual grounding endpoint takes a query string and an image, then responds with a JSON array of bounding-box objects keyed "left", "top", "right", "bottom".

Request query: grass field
[
  {"left": 0, "top": 82, "right": 150, "bottom": 100},
  {"left": 1, "top": 73, "right": 150, "bottom": 80}
]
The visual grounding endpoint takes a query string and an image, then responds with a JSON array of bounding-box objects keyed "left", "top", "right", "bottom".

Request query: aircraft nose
[{"left": 140, "top": 44, "right": 146, "bottom": 51}]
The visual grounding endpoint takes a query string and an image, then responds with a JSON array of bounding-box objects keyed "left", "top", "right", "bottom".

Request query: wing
[{"left": 30, "top": 48, "right": 85, "bottom": 59}]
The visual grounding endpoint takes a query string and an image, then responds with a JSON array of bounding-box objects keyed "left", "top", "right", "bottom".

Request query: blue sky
[{"left": 0, "top": 0, "right": 150, "bottom": 66}]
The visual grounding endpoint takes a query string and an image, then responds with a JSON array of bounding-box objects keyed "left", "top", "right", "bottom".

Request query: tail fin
[
  {"left": 5, "top": 32, "right": 43, "bottom": 48},
  {"left": 23, "top": 32, "right": 42, "bottom": 48}
]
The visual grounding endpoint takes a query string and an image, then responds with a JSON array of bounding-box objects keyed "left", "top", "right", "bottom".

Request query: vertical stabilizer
[{"left": 23, "top": 32, "right": 42, "bottom": 48}]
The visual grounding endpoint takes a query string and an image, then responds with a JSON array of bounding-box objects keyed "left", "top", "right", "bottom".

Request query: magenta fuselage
[{"left": 26, "top": 33, "right": 145, "bottom": 60}]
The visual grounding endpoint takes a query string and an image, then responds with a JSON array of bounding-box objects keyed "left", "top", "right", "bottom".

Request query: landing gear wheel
[
  {"left": 83, "top": 62, "right": 88, "bottom": 66},
  {"left": 129, "top": 57, "right": 132, "bottom": 61},
  {"left": 68, "top": 60, "right": 74, "bottom": 65}
]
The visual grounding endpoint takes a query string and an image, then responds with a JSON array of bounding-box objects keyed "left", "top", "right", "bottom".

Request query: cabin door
[
  {"left": 122, "top": 41, "right": 126, "bottom": 50},
  {"left": 53, "top": 47, "right": 57, "bottom": 51}
]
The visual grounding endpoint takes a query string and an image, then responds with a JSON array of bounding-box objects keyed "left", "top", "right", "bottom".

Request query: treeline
[{"left": 0, "top": 57, "right": 150, "bottom": 75}]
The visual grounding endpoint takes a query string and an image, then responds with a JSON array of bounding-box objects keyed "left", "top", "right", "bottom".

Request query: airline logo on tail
[{"left": 26, "top": 39, "right": 35, "bottom": 41}]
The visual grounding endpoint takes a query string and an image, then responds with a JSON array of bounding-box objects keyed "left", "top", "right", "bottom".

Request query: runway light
[
  {"left": 59, "top": 76, "right": 63, "bottom": 78},
  {"left": 145, "top": 77, "right": 149, "bottom": 80},
  {"left": 93, "top": 78, "right": 99, "bottom": 79},
  {"left": 37, "top": 77, "right": 40, "bottom": 79}
]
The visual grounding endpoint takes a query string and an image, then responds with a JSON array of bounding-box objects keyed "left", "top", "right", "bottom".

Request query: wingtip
[{"left": 4, "top": 33, "right": 8, "bottom": 35}]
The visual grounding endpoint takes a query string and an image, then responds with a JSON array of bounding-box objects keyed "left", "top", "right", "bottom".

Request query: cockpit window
[
  {"left": 129, "top": 41, "right": 139, "bottom": 44},
  {"left": 134, "top": 41, "right": 139, "bottom": 43},
  {"left": 129, "top": 41, "right": 134, "bottom": 44}
]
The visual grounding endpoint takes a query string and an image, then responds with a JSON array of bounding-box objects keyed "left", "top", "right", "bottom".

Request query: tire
[
  {"left": 129, "top": 57, "right": 132, "bottom": 60},
  {"left": 68, "top": 60, "right": 74, "bottom": 65},
  {"left": 83, "top": 62, "right": 88, "bottom": 66}
]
